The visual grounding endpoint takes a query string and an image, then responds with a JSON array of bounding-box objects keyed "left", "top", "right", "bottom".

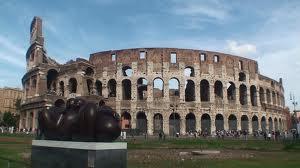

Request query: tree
[
  {"left": 15, "top": 98, "right": 22, "bottom": 113},
  {"left": 2, "top": 111, "right": 17, "bottom": 127}
]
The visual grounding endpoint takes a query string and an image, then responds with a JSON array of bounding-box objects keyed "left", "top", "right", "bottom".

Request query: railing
[{"left": 0, "top": 156, "right": 30, "bottom": 168}]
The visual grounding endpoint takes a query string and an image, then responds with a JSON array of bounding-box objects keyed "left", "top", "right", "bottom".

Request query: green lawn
[{"left": 0, "top": 134, "right": 299, "bottom": 168}]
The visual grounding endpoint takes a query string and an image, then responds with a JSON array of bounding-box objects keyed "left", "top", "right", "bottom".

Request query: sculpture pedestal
[{"left": 31, "top": 140, "right": 127, "bottom": 168}]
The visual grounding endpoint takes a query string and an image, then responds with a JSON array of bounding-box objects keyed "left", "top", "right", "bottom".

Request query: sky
[{"left": 0, "top": 0, "right": 299, "bottom": 109}]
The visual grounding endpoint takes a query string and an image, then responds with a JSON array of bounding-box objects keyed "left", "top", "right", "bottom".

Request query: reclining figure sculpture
[{"left": 37, "top": 98, "right": 121, "bottom": 142}]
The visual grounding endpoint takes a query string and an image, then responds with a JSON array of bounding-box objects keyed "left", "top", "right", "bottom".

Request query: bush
[{"left": 2, "top": 112, "right": 18, "bottom": 127}]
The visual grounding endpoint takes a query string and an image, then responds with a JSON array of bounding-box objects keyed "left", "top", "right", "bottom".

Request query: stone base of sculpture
[{"left": 31, "top": 140, "right": 127, "bottom": 168}]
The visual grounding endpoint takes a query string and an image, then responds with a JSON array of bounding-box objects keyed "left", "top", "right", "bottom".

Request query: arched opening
[
  {"left": 153, "top": 113, "right": 163, "bottom": 134},
  {"left": 69, "top": 78, "right": 77, "bottom": 93},
  {"left": 169, "top": 78, "right": 180, "bottom": 98},
  {"left": 85, "top": 67, "right": 94, "bottom": 76},
  {"left": 266, "top": 89, "right": 271, "bottom": 104},
  {"left": 95, "top": 80, "right": 102, "bottom": 96},
  {"left": 86, "top": 79, "right": 93, "bottom": 95},
  {"left": 200, "top": 80, "right": 210, "bottom": 102},
  {"left": 215, "top": 114, "right": 224, "bottom": 131},
  {"left": 32, "top": 78, "right": 37, "bottom": 89},
  {"left": 47, "top": 69, "right": 58, "bottom": 92},
  {"left": 201, "top": 114, "right": 211, "bottom": 134},
  {"left": 241, "top": 115, "right": 249, "bottom": 131},
  {"left": 169, "top": 113, "right": 181, "bottom": 136},
  {"left": 239, "top": 84, "right": 247, "bottom": 105},
  {"left": 153, "top": 78, "right": 164, "bottom": 98},
  {"left": 228, "top": 114, "right": 237, "bottom": 130},
  {"left": 252, "top": 115, "right": 259, "bottom": 132},
  {"left": 250, "top": 85, "right": 257, "bottom": 106},
  {"left": 239, "top": 72, "right": 246, "bottom": 81},
  {"left": 272, "top": 91, "right": 276, "bottom": 105},
  {"left": 259, "top": 87, "right": 265, "bottom": 105},
  {"left": 137, "top": 78, "right": 148, "bottom": 100},
  {"left": 54, "top": 99, "right": 65, "bottom": 108},
  {"left": 214, "top": 80, "right": 223, "bottom": 99},
  {"left": 108, "top": 79, "right": 116, "bottom": 97},
  {"left": 122, "top": 79, "right": 131, "bottom": 100},
  {"left": 227, "top": 82, "right": 236, "bottom": 101},
  {"left": 184, "top": 66, "right": 195, "bottom": 77},
  {"left": 121, "top": 111, "right": 131, "bottom": 129},
  {"left": 268, "top": 117, "right": 273, "bottom": 131},
  {"left": 274, "top": 118, "right": 278, "bottom": 131},
  {"left": 136, "top": 112, "right": 147, "bottom": 134},
  {"left": 122, "top": 66, "right": 133, "bottom": 77},
  {"left": 261, "top": 117, "right": 266, "bottom": 132},
  {"left": 185, "top": 80, "right": 195, "bottom": 102},
  {"left": 185, "top": 113, "right": 196, "bottom": 133}
]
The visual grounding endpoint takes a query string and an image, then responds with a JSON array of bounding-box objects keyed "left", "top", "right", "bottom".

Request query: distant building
[{"left": 0, "top": 87, "right": 23, "bottom": 119}]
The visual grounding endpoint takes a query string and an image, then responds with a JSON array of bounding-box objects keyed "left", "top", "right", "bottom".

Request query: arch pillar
[
  {"left": 163, "top": 114, "right": 169, "bottom": 135},
  {"left": 211, "top": 117, "right": 216, "bottom": 132},
  {"left": 180, "top": 118, "right": 186, "bottom": 135},
  {"left": 237, "top": 117, "right": 241, "bottom": 130},
  {"left": 224, "top": 115, "right": 229, "bottom": 130},
  {"left": 248, "top": 117, "right": 253, "bottom": 133},
  {"left": 147, "top": 113, "right": 153, "bottom": 135}
]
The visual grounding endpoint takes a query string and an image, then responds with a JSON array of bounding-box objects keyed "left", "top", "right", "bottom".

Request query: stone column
[
  {"left": 117, "top": 82, "right": 122, "bottom": 101},
  {"left": 247, "top": 87, "right": 251, "bottom": 106},
  {"left": 209, "top": 84, "right": 215, "bottom": 102},
  {"left": 131, "top": 111, "right": 136, "bottom": 129},
  {"left": 164, "top": 82, "right": 169, "bottom": 102},
  {"left": 237, "top": 116, "right": 241, "bottom": 130},
  {"left": 163, "top": 114, "right": 169, "bottom": 135},
  {"left": 223, "top": 84, "right": 228, "bottom": 105},
  {"left": 211, "top": 117, "right": 216, "bottom": 133},
  {"left": 195, "top": 82, "right": 200, "bottom": 103},
  {"left": 147, "top": 113, "right": 153, "bottom": 135},
  {"left": 180, "top": 118, "right": 186, "bottom": 135},
  {"left": 224, "top": 115, "right": 229, "bottom": 131},
  {"left": 248, "top": 119, "right": 253, "bottom": 133},
  {"left": 147, "top": 81, "right": 153, "bottom": 102},
  {"left": 180, "top": 82, "right": 185, "bottom": 102},
  {"left": 25, "top": 112, "right": 29, "bottom": 129}
]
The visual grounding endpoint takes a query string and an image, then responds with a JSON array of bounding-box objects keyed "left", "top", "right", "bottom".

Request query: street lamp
[{"left": 290, "top": 93, "right": 298, "bottom": 131}]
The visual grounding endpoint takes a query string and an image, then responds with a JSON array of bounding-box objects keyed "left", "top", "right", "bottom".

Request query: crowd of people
[{"left": 167, "top": 129, "right": 299, "bottom": 141}]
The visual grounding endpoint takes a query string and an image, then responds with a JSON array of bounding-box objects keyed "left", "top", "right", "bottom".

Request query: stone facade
[
  {"left": 20, "top": 17, "right": 287, "bottom": 135},
  {"left": 0, "top": 87, "right": 23, "bottom": 119}
]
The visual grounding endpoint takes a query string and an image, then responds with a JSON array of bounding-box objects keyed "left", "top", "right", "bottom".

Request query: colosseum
[{"left": 20, "top": 17, "right": 287, "bottom": 135}]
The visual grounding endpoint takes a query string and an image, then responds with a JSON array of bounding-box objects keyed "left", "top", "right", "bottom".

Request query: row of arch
[
  {"left": 121, "top": 112, "right": 284, "bottom": 135},
  {"left": 63, "top": 77, "right": 283, "bottom": 107},
  {"left": 44, "top": 68, "right": 284, "bottom": 107}
]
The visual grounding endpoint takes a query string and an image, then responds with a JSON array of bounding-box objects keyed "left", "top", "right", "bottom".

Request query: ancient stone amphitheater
[{"left": 20, "top": 17, "right": 287, "bottom": 135}]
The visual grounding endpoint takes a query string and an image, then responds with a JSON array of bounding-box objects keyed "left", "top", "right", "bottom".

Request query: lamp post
[{"left": 290, "top": 93, "right": 298, "bottom": 131}]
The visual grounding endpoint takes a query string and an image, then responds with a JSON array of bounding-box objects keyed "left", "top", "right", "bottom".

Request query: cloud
[
  {"left": 169, "top": 0, "right": 231, "bottom": 29},
  {"left": 225, "top": 40, "right": 257, "bottom": 57},
  {"left": 0, "top": 35, "right": 25, "bottom": 68},
  {"left": 0, "top": 53, "right": 25, "bottom": 68},
  {"left": 0, "top": 35, "right": 26, "bottom": 56}
]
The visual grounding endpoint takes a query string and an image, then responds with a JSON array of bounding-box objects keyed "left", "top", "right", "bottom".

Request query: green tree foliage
[
  {"left": 15, "top": 98, "right": 22, "bottom": 113},
  {"left": 2, "top": 111, "right": 17, "bottom": 127}
]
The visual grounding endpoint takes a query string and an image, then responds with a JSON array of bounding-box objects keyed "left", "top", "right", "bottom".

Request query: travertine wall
[{"left": 20, "top": 17, "right": 287, "bottom": 134}]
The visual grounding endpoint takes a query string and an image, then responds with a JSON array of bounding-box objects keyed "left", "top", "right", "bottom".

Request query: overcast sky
[{"left": 0, "top": 0, "right": 299, "bottom": 109}]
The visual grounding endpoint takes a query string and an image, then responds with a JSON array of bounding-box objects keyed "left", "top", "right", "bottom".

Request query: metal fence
[{"left": 0, "top": 157, "right": 30, "bottom": 168}]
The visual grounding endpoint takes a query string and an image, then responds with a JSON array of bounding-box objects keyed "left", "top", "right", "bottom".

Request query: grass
[{"left": 0, "top": 134, "right": 299, "bottom": 168}]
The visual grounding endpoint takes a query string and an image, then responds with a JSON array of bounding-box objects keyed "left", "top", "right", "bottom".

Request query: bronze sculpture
[{"left": 37, "top": 98, "right": 121, "bottom": 142}]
